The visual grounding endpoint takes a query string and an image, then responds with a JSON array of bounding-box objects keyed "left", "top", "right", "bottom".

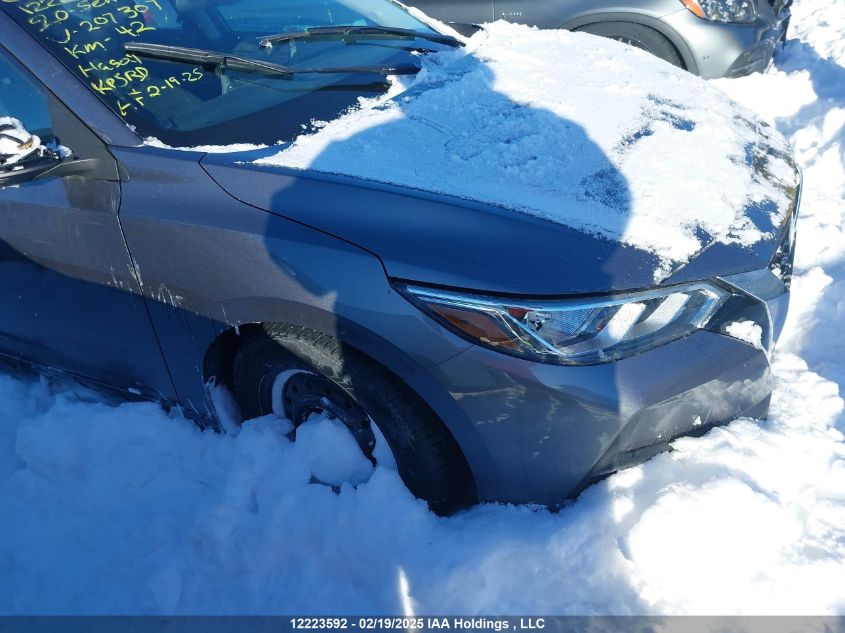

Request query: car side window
[{"left": 0, "top": 47, "right": 53, "bottom": 142}]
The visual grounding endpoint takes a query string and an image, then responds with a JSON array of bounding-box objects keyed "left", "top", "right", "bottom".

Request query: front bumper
[
  {"left": 418, "top": 326, "right": 774, "bottom": 505},
  {"left": 661, "top": 2, "right": 792, "bottom": 78}
]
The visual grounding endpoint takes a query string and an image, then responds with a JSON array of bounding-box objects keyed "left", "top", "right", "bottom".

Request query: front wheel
[
  {"left": 575, "top": 22, "right": 684, "bottom": 69},
  {"left": 231, "top": 324, "right": 477, "bottom": 515}
]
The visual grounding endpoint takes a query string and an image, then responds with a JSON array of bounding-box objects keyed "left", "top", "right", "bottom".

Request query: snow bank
[
  {"left": 715, "top": 0, "right": 845, "bottom": 401},
  {"left": 1, "top": 352, "right": 843, "bottom": 615},
  {"left": 1, "top": 0, "right": 845, "bottom": 616},
  {"left": 257, "top": 22, "right": 799, "bottom": 279}
]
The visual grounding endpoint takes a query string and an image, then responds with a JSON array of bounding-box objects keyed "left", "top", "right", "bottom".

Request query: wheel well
[
  {"left": 203, "top": 321, "right": 420, "bottom": 392},
  {"left": 202, "top": 321, "right": 478, "bottom": 498},
  {"left": 565, "top": 14, "right": 695, "bottom": 73},
  {"left": 203, "top": 322, "right": 264, "bottom": 391},
  {"left": 573, "top": 20, "right": 687, "bottom": 70}
]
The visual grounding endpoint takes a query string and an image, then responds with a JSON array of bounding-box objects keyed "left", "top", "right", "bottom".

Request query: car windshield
[{"left": 2, "top": 0, "right": 448, "bottom": 146}]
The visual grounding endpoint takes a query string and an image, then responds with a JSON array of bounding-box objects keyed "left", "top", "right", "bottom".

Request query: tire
[
  {"left": 575, "top": 22, "right": 684, "bottom": 69},
  {"left": 231, "top": 323, "right": 477, "bottom": 515}
]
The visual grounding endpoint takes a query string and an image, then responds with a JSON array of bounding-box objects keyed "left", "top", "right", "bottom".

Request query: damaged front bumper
[{"left": 420, "top": 324, "right": 775, "bottom": 505}]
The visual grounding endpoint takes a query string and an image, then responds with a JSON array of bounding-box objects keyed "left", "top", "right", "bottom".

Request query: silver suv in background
[{"left": 407, "top": 0, "right": 792, "bottom": 78}]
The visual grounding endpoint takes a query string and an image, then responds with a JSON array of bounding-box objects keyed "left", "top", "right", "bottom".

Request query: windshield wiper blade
[
  {"left": 125, "top": 42, "right": 422, "bottom": 76},
  {"left": 125, "top": 43, "right": 295, "bottom": 76},
  {"left": 258, "top": 25, "right": 461, "bottom": 49}
]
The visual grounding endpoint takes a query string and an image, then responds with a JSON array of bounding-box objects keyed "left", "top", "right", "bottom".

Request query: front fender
[{"left": 114, "top": 146, "right": 471, "bottom": 416}]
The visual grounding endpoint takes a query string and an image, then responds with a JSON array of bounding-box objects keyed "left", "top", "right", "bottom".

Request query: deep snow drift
[{"left": 2, "top": 0, "right": 845, "bottom": 615}]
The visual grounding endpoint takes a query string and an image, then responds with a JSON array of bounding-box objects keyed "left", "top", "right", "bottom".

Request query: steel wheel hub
[{"left": 282, "top": 371, "right": 377, "bottom": 465}]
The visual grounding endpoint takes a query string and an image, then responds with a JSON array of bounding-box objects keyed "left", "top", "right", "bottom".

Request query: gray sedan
[
  {"left": 0, "top": 0, "right": 799, "bottom": 515},
  {"left": 408, "top": 0, "right": 792, "bottom": 78}
]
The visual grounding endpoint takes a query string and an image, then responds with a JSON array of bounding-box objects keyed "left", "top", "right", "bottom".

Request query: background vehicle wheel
[
  {"left": 231, "top": 323, "right": 477, "bottom": 515},
  {"left": 575, "top": 22, "right": 684, "bottom": 69}
]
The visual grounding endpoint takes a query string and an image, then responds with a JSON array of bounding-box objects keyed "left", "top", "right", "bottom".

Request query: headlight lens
[
  {"left": 399, "top": 282, "right": 729, "bottom": 365},
  {"left": 680, "top": 0, "right": 758, "bottom": 23}
]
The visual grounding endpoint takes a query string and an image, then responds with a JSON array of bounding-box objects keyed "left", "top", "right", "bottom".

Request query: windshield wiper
[
  {"left": 257, "top": 25, "right": 461, "bottom": 50},
  {"left": 126, "top": 43, "right": 295, "bottom": 76},
  {"left": 125, "top": 42, "right": 422, "bottom": 76}
]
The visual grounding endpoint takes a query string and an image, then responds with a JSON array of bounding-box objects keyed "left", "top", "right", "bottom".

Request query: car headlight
[
  {"left": 398, "top": 282, "right": 729, "bottom": 365},
  {"left": 680, "top": 0, "right": 758, "bottom": 23}
]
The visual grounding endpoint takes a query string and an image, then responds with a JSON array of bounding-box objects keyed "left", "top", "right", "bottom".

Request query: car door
[
  {"left": 0, "top": 45, "right": 177, "bottom": 400},
  {"left": 491, "top": 0, "right": 579, "bottom": 26},
  {"left": 410, "top": 0, "right": 494, "bottom": 24}
]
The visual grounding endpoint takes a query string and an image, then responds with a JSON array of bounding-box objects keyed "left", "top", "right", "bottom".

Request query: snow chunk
[
  {"left": 726, "top": 320, "right": 764, "bottom": 349},
  {"left": 206, "top": 378, "right": 243, "bottom": 435},
  {"left": 294, "top": 413, "right": 375, "bottom": 486},
  {"left": 256, "top": 22, "right": 799, "bottom": 278}
]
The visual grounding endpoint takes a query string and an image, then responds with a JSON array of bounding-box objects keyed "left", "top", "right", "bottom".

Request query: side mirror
[
  {"left": 0, "top": 120, "right": 99, "bottom": 188},
  {"left": 1, "top": 119, "right": 61, "bottom": 187},
  {"left": 0, "top": 150, "right": 64, "bottom": 187}
]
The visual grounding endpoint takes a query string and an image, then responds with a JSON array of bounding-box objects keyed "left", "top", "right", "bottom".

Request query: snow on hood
[{"left": 256, "top": 22, "right": 799, "bottom": 281}]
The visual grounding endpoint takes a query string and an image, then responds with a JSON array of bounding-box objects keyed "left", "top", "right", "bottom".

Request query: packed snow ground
[{"left": 2, "top": 0, "right": 845, "bottom": 615}]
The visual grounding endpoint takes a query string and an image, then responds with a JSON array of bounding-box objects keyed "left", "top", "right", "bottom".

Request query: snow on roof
[{"left": 256, "top": 22, "right": 799, "bottom": 280}]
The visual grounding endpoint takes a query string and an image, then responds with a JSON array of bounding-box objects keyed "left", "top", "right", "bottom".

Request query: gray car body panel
[
  {"left": 409, "top": 0, "right": 791, "bottom": 78},
  {"left": 492, "top": 0, "right": 682, "bottom": 26}
]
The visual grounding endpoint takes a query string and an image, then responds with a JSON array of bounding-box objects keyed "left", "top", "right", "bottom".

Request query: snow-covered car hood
[{"left": 204, "top": 22, "right": 800, "bottom": 293}]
